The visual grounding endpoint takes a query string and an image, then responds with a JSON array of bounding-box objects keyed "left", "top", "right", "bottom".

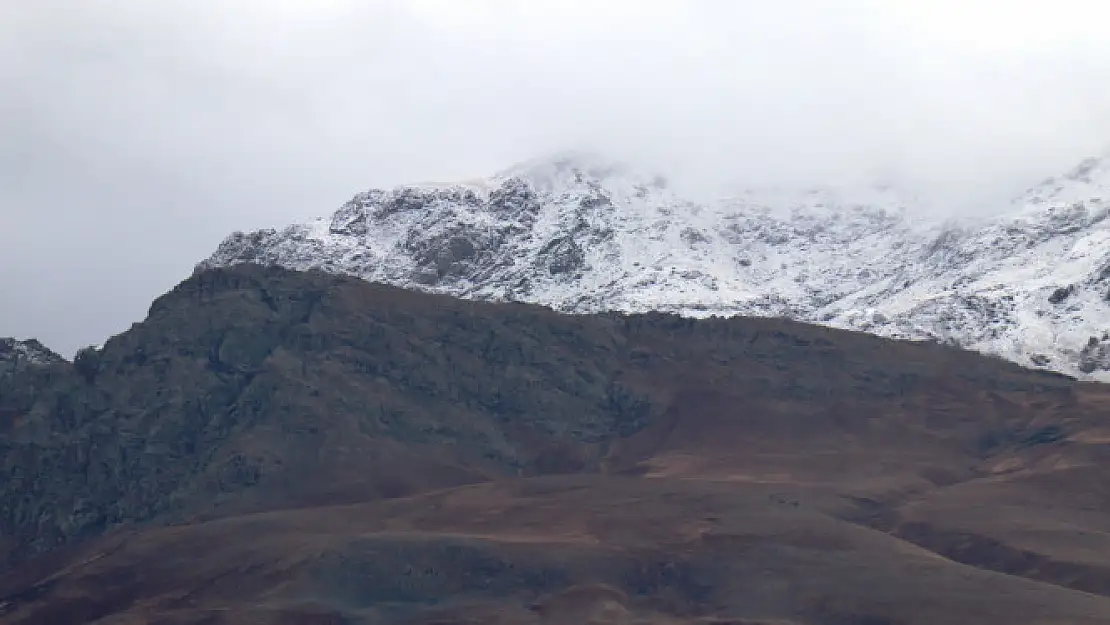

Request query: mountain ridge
[
  {"left": 0, "top": 339, "right": 65, "bottom": 379},
  {"left": 199, "top": 151, "right": 1110, "bottom": 379},
  {"left": 6, "top": 263, "right": 1110, "bottom": 624}
]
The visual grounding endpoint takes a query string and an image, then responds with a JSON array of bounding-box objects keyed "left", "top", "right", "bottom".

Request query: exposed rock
[
  {"left": 1078, "top": 335, "right": 1110, "bottom": 373},
  {"left": 0, "top": 338, "right": 65, "bottom": 378},
  {"left": 537, "top": 236, "right": 586, "bottom": 275},
  {"left": 0, "top": 263, "right": 1083, "bottom": 572},
  {"left": 1049, "top": 285, "right": 1077, "bottom": 304},
  {"left": 328, "top": 191, "right": 379, "bottom": 237},
  {"left": 405, "top": 226, "right": 495, "bottom": 283},
  {"left": 680, "top": 227, "right": 711, "bottom": 245},
  {"left": 7, "top": 265, "right": 1110, "bottom": 624}
]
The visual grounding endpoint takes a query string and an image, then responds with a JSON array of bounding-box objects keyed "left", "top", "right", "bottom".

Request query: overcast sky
[{"left": 4, "top": 0, "right": 1110, "bottom": 356}]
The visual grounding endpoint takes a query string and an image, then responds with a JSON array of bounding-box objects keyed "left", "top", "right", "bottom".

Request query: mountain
[
  {"left": 4, "top": 265, "right": 1110, "bottom": 624},
  {"left": 0, "top": 339, "right": 65, "bottom": 378},
  {"left": 199, "top": 151, "right": 1110, "bottom": 378}
]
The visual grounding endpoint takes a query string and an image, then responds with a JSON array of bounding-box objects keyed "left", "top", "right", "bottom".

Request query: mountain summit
[{"left": 199, "top": 152, "right": 1110, "bottom": 378}]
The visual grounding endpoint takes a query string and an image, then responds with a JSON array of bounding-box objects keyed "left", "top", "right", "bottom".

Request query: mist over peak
[{"left": 5, "top": 0, "right": 1110, "bottom": 353}]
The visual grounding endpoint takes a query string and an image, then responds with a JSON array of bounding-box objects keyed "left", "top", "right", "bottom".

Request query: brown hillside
[{"left": 3, "top": 264, "right": 1110, "bottom": 624}]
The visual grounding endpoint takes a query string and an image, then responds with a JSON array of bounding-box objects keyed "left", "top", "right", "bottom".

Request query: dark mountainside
[{"left": 4, "top": 265, "right": 1110, "bottom": 624}]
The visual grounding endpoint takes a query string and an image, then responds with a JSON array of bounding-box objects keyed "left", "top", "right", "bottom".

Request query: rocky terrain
[
  {"left": 0, "top": 339, "right": 65, "bottom": 379},
  {"left": 4, "top": 265, "right": 1110, "bottom": 623},
  {"left": 200, "top": 151, "right": 1110, "bottom": 378}
]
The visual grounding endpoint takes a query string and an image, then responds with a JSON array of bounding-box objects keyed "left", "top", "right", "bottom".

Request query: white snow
[{"left": 199, "top": 151, "right": 1110, "bottom": 379}]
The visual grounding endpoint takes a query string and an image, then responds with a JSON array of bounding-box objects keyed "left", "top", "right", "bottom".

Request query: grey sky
[{"left": 4, "top": 0, "right": 1110, "bottom": 356}]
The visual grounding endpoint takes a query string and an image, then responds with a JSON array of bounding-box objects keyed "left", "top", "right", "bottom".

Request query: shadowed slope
[
  {"left": 5, "top": 477, "right": 1110, "bottom": 625},
  {"left": 3, "top": 264, "right": 1110, "bottom": 623}
]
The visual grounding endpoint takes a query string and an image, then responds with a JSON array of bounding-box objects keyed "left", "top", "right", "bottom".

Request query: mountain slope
[
  {"left": 0, "top": 339, "right": 65, "bottom": 379},
  {"left": 6, "top": 265, "right": 1110, "bottom": 624},
  {"left": 3, "top": 263, "right": 1074, "bottom": 567},
  {"left": 200, "top": 153, "right": 922, "bottom": 320},
  {"left": 199, "top": 152, "right": 1110, "bottom": 378},
  {"left": 9, "top": 476, "right": 1110, "bottom": 625},
  {"left": 827, "top": 156, "right": 1110, "bottom": 374}
]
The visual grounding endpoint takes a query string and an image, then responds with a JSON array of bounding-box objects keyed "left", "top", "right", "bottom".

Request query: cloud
[{"left": 3, "top": 0, "right": 1110, "bottom": 354}]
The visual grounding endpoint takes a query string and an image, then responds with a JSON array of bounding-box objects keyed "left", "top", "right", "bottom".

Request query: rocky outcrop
[
  {"left": 1079, "top": 334, "right": 1110, "bottom": 373},
  {"left": 0, "top": 339, "right": 64, "bottom": 378}
]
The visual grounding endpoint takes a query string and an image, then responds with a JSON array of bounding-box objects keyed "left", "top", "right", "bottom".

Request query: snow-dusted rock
[
  {"left": 0, "top": 338, "right": 65, "bottom": 377},
  {"left": 199, "top": 151, "right": 1110, "bottom": 379}
]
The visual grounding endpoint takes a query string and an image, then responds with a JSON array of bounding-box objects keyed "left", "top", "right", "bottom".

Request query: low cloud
[{"left": 3, "top": 0, "right": 1110, "bottom": 354}]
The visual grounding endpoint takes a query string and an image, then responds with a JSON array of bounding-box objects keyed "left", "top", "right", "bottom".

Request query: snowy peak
[
  {"left": 1020, "top": 155, "right": 1110, "bottom": 208},
  {"left": 202, "top": 153, "right": 688, "bottom": 301},
  {"left": 492, "top": 151, "right": 670, "bottom": 196},
  {"left": 200, "top": 152, "right": 1110, "bottom": 379},
  {"left": 200, "top": 152, "right": 927, "bottom": 325}
]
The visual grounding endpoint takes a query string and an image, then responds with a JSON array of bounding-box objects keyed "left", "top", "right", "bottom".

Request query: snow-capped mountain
[{"left": 199, "top": 151, "right": 1110, "bottom": 378}]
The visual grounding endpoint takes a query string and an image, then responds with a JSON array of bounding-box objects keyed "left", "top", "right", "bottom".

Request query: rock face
[
  {"left": 199, "top": 151, "right": 1110, "bottom": 378},
  {"left": 0, "top": 265, "right": 640, "bottom": 567},
  {"left": 0, "top": 264, "right": 1077, "bottom": 559},
  {"left": 0, "top": 339, "right": 65, "bottom": 378},
  {"left": 6, "top": 265, "right": 1110, "bottom": 624}
]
